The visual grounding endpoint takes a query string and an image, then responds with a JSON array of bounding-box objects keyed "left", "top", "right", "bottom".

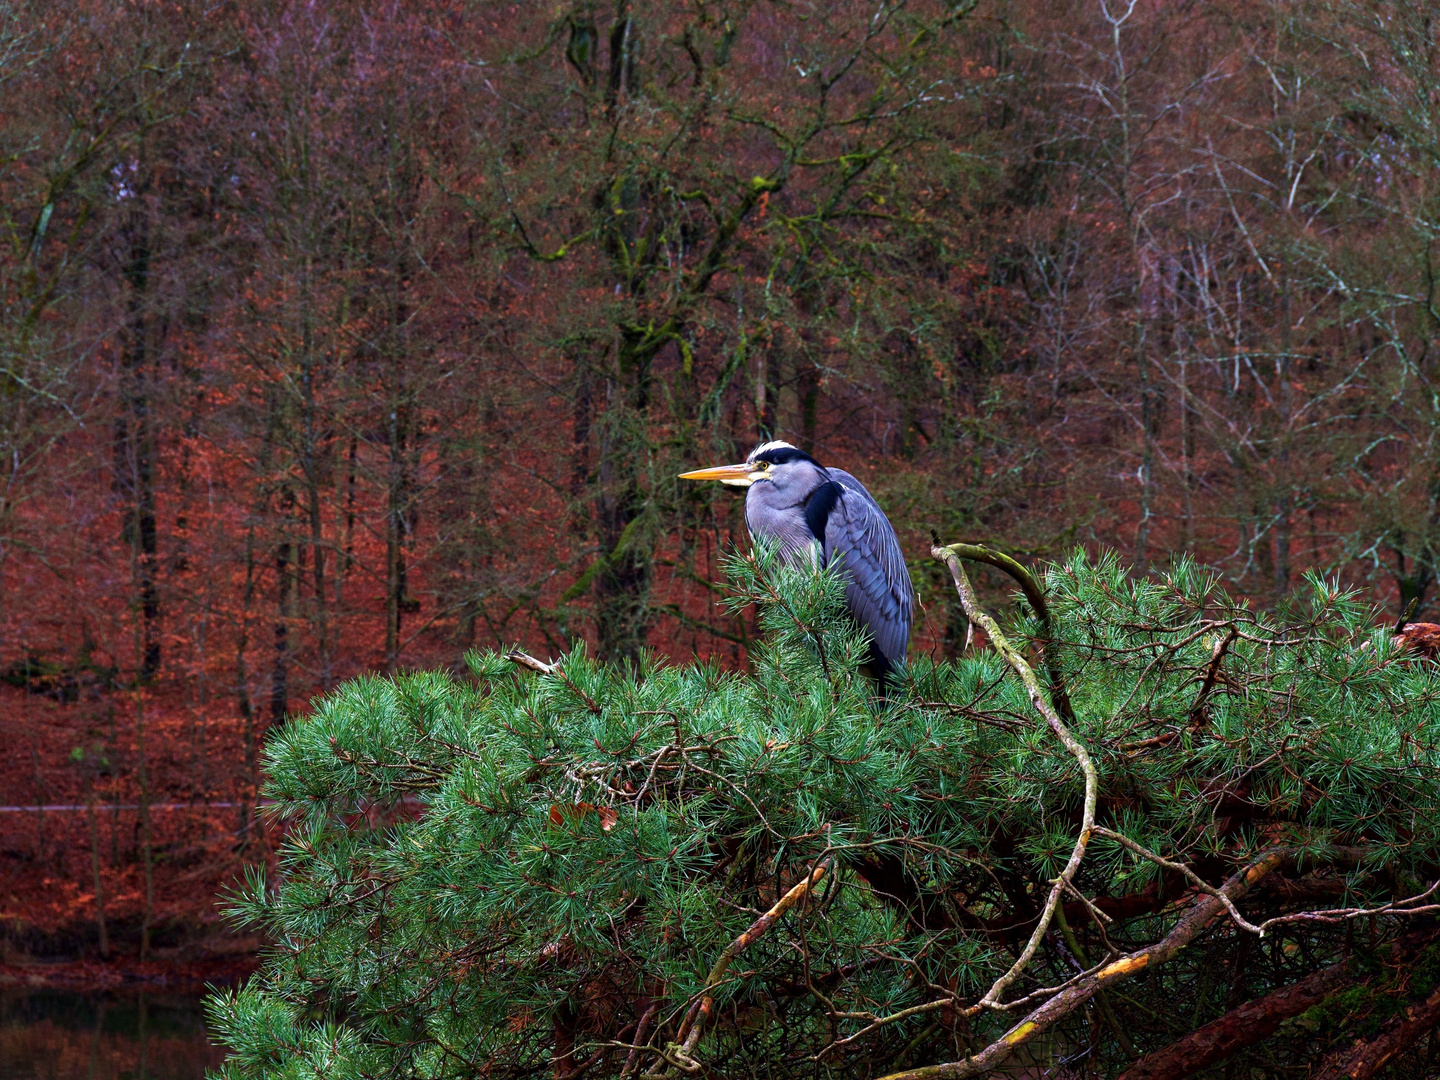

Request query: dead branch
[
  {"left": 504, "top": 650, "right": 601, "bottom": 712},
  {"left": 1187, "top": 624, "right": 1237, "bottom": 725},
  {"left": 668, "top": 860, "right": 832, "bottom": 1070},
  {"left": 1116, "top": 960, "right": 1349, "bottom": 1080},
  {"left": 932, "top": 542, "right": 1098, "bottom": 1008},
  {"left": 875, "top": 850, "right": 1287, "bottom": 1080},
  {"left": 1312, "top": 980, "right": 1440, "bottom": 1080},
  {"left": 505, "top": 650, "right": 557, "bottom": 674},
  {"left": 1394, "top": 622, "right": 1440, "bottom": 659}
]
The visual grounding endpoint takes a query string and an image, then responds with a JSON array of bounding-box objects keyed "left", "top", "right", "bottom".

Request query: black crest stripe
[
  {"left": 803, "top": 480, "right": 843, "bottom": 545},
  {"left": 755, "top": 445, "right": 818, "bottom": 466}
]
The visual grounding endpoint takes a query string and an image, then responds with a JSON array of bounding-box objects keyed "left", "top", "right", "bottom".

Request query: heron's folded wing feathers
[{"left": 824, "top": 470, "right": 914, "bottom": 666}]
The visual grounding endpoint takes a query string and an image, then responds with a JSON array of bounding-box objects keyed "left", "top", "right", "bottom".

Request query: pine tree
[{"left": 209, "top": 544, "right": 1440, "bottom": 1079}]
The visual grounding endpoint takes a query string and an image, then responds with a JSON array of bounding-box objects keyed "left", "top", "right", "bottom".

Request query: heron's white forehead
[{"left": 747, "top": 440, "right": 797, "bottom": 461}]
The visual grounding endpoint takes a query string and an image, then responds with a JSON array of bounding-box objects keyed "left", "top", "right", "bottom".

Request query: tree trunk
[
  {"left": 571, "top": 356, "right": 593, "bottom": 517},
  {"left": 384, "top": 286, "right": 414, "bottom": 670},
  {"left": 133, "top": 682, "right": 154, "bottom": 961},
  {"left": 337, "top": 434, "right": 358, "bottom": 617},
  {"left": 1135, "top": 290, "right": 1157, "bottom": 572},
  {"left": 1273, "top": 264, "right": 1293, "bottom": 601},
  {"left": 116, "top": 206, "right": 161, "bottom": 682},
  {"left": 301, "top": 347, "right": 332, "bottom": 691},
  {"left": 797, "top": 355, "right": 820, "bottom": 450},
  {"left": 605, "top": 0, "right": 634, "bottom": 113},
  {"left": 236, "top": 518, "right": 260, "bottom": 842},
  {"left": 117, "top": 183, "right": 159, "bottom": 956},
  {"left": 1179, "top": 353, "right": 1194, "bottom": 551},
  {"left": 753, "top": 338, "right": 777, "bottom": 440},
  {"left": 386, "top": 421, "right": 407, "bottom": 671},
  {"left": 1393, "top": 540, "right": 1433, "bottom": 620},
  {"left": 1253, "top": 501, "right": 1275, "bottom": 588},
  {"left": 86, "top": 778, "right": 108, "bottom": 958},
  {"left": 593, "top": 331, "right": 656, "bottom": 664},
  {"left": 27, "top": 713, "right": 47, "bottom": 867},
  {"left": 271, "top": 531, "right": 294, "bottom": 724}
]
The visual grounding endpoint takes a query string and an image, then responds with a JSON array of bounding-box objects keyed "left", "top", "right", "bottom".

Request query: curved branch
[
  {"left": 934, "top": 538, "right": 1075, "bottom": 725},
  {"left": 931, "top": 543, "right": 1096, "bottom": 1007},
  {"left": 936, "top": 541, "right": 1052, "bottom": 626}
]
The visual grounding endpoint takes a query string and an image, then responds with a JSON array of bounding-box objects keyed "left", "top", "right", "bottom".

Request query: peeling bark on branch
[
  {"left": 877, "top": 850, "right": 1288, "bottom": 1080},
  {"left": 1116, "top": 960, "right": 1349, "bottom": 1080},
  {"left": 1120, "top": 922, "right": 1440, "bottom": 1080},
  {"left": 504, "top": 650, "right": 557, "bottom": 674},
  {"left": 1313, "top": 979, "right": 1440, "bottom": 1080}
]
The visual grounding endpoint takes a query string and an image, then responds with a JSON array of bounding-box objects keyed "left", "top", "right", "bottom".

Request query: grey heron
[{"left": 679, "top": 441, "right": 913, "bottom": 680}]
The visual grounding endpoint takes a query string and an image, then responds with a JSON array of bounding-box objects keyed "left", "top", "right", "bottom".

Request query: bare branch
[
  {"left": 503, "top": 650, "right": 557, "bottom": 675},
  {"left": 931, "top": 542, "right": 1098, "bottom": 1007},
  {"left": 669, "top": 860, "right": 832, "bottom": 1070},
  {"left": 1095, "top": 827, "right": 1440, "bottom": 936},
  {"left": 876, "top": 850, "right": 1288, "bottom": 1080}
]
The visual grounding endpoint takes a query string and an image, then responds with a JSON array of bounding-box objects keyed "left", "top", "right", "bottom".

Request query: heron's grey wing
[{"left": 822, "top": 470, "right": 914, "bottom": 668}]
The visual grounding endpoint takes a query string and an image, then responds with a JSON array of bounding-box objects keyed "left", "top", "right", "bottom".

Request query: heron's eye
[{"left": 756, "top": 461, "right": 770, "bottom": 471}]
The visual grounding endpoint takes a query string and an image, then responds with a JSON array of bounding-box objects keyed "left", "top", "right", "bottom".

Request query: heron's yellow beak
[{"left": 677, "top": 462, "right": 756, "bottom": 487}]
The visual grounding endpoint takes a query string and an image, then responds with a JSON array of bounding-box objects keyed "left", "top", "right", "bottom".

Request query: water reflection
[{"left": 0, "top": 990, "right": 226, "bottom": 1080}]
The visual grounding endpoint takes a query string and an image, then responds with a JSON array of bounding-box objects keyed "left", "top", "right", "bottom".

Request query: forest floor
[
  {"left": 2, "top": 837, "right": 265, "bottom": 992},
  {"left": 2, "top": 834, "right": 265, "bottom": 991}
]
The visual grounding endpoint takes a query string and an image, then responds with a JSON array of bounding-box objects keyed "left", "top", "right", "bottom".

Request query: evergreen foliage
[{"left": 208, "top": 549, "right": 1440, "bottom": 1079}]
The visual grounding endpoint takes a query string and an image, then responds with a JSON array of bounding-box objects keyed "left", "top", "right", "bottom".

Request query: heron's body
[{"left": 680, "top": 441, "right": 913, "bottom": 678}]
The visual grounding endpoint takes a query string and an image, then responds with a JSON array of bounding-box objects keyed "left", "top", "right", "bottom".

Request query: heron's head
[{"left": 678, "top": 441, "right": 828, "bottom": 495}]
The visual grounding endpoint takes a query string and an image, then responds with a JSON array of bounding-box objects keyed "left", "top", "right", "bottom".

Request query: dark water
[{"left": 0, "top": 990, "right": 227, "bottom": 1080}]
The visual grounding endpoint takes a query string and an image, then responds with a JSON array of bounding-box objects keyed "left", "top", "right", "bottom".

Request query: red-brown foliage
[{"left": 2, "top": 0, "right": 1437, "bottom": 969}]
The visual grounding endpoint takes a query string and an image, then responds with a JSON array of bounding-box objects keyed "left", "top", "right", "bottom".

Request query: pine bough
[{"left": 209, "top": 546, "right": 1440, "bottom": 1080}]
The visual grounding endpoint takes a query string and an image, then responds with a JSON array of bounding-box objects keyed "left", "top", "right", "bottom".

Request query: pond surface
[{"left": 0, "top": 990, "right": 227, "bottom": 1080}]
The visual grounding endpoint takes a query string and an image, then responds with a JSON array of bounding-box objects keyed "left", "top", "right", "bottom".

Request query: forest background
[{"left": 3, "top": 0, "right": 1439, "bottom": 968}]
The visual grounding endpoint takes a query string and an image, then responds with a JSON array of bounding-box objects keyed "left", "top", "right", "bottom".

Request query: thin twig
[
  {"left": 1094, "top": 826, "right": 1264, "bottom": 934},
  {"left": 1094, "top": 827, "right": 1440, "bottom": 936},
  {"left": 504, "top": 650, "right": 555, "bottom": 674}
]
